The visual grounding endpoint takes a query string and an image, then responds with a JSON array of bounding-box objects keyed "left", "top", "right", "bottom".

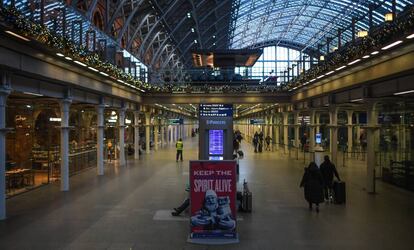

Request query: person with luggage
[
  {"left": 320, "top": 155, "right": 341, "bottom": 201},
  {"left": 258, "top": 131, "right": 264, "bottom": 153},
  {"left": 172, "top": 184, "right": 190, "bottom": 216},
  {"left": 176, "top": 138, "right": 183, "bottom": 162},
  {"left": 300, "top": 162, "right": 324, "bottom": 213},
  {"left": 236, "top": 131, "right": 243, "bottom": 145},
  {"left": 253, "top": 132, "right": 259, "bottom": 153}
]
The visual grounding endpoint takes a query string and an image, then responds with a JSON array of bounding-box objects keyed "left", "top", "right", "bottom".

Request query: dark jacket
[
  {"left": 320, "top": 160, "right": 340, "bottom": 187},
  {"left": 300, "top": 164, "right": 324, "bottom": 204}
]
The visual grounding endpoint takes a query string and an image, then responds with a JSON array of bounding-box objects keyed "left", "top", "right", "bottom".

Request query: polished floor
[{"left": 0, "top": 136, "right": 413, "bottom": 250}]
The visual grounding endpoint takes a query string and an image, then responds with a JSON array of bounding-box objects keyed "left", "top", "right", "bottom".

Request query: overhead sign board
[
  {"left": 199, "top": 104, "right": 233, "bottom": 117},
  {"left": 169, "top": 118, "right": 183, "bottom": 125},
  {"left": 250, "top": 119, "right": 265, "bottom": 125}
]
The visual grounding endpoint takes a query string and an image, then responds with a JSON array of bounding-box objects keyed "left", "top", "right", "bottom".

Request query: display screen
[
  {"left": 209, "top": 130, "right": 224, "bottom": 156},
  {"left": 199, "top": 104, "right": 233, "bottom": 117},
  {"left": 316, "top": 133, "right": 321, "bottom": 144}
]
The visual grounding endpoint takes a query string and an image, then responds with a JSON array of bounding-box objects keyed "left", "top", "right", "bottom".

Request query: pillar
[
  {"left": 154, "top": 118, "right": 159, "bottom": 151},
  {"left": 161, "top": 120, "right": 165, "bottom": 148},
  {"left": 309, "top": 110, "right": 316, "bottom": 152},
  {"left": 329, "top": 107, "right": 338, "bottom": 167},
  {"left": 96, "top": 104, "right": 105, "bottom": 175},
  {"left": 0, "top": 74, "right": 11, "bottom": 220},
  {"left": 274, "top": 114, "right": 280, "bottom": 150},
  {"left": 294, "top": 112, "right": 300, "bottom": 148},
  {"left": 268, "top": 115, "right": 273, "bottom": 142},
  {"left": 60, "top": 98, "right": 72, "bottom": 191},
  {"left": 283, "top": 112, "right": 289, "bottom": 153},
  {"left": 315, "top": 113, "right": 320, "bottom": 134},
  {"left": 145, "top": 112, "right": 151, "bottom": 154},
  {"left": 366, "top": 103, "right": 378, "bottom": 193},
  {"left": 134, "top": 111, "right": 140, "bottom": 159},
  {"left": 347, "top": 110, "right": 353, "bottom": 153},
  {"left": 356, "top": 113, "right": 361, "bottom": 145},
  {"left": 118, "top": 107, "right": 126, "bottom": 166}
]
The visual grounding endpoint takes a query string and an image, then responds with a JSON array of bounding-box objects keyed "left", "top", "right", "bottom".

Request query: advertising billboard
[{"left": 189, "top": 161, "right": 237, "bottom": 241}]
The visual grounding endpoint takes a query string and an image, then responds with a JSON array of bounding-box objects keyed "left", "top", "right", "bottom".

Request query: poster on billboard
[{"left": 188, "top": 160, "right": 238, "bottom": 244}]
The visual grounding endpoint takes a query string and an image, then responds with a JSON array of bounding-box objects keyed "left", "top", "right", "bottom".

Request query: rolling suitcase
[
  {"left": 242, "top": 191, "right": 252, "bottom": 212},
  {"left": 258, "top": 144, "right": 263, "bottom": 153},
  {"left": 333, "top": 181, "right": 346, "bottom": 204}
]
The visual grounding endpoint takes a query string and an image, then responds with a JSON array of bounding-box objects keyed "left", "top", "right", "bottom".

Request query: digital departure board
[
  {"left": 209, "top": 130, "right": 224, "bottom": 156},
  {"left": 199, "top": 104, "right": 233, "bottom": 117}
]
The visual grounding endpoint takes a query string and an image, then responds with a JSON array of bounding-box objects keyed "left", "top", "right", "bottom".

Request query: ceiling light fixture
[
  {"left": 406, "top": 33, "right": 414, "bottom": 39},
  {"left": 394, "top": 89, "right": 414, "bottom": 95},
  {"left": 357, "top": 30, "right": 368, "bottom": 38},
  {"left": 64, "top": 56, "right": 73, "bottom": 61},
  {"left": 99, "top": 72, "right": 109, "bottom": 76},
  {"left": 56, "top": 53, "right": 64, "bottom": 57},
  {"left": 384, "top": 13, "right": 394, "bottom": 22},
  {"left": 371, "top": 51, "right": 379, "bottom": 55},
  {"left": 348, "top": 59, "right": 361, "bottom": 65},
  {"left": 88, "top": 66, "right": 99, "bottom": 72},
  {"left": 381, "top": 40, "right": 403, "bottom": 50},
  {"left": 74, "top": 60, "right": 87, "bottom": 67},
  {"left": 5, "top": 30, "right": 30, "bottom": 41},
  {"left": 362, "top": 55, "right": 370, "bottom": 59},
  {"left": 350, "top": 98, "right": 363, "bottom": 102},
  {"left": 23, "top": 91, "right": 43, "bottom": 96},
  {"left": 326, "top": 71, "right": 335, "bottom": 75},
  {"left": 335, "top": 66, "right": 346, "bottom": 71}
]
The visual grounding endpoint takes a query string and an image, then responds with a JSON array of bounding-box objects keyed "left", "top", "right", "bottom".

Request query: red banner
[{"left": 189, "top": 161, "right": 237, "bottom": 239}]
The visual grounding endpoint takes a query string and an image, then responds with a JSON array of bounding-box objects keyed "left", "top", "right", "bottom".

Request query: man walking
[
  {"left": 320, "top": 155, "right": 341, "bottom": 200},
  {"left": 176, "top": 138, "right": 183, "bottom": 162}
]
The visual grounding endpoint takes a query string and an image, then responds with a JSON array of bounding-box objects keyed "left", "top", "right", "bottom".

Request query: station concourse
[{"left": 1, "top": 0, "right": 414, "bottom": 249}]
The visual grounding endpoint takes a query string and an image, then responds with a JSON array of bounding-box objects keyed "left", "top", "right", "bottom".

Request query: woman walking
[{"left": 300, "top": 162, "right": 324, "bottom": 213}]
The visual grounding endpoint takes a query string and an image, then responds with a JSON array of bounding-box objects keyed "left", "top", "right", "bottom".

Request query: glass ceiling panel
[{"left": 230, "top": 0, "right": 414, "bottom": 51}]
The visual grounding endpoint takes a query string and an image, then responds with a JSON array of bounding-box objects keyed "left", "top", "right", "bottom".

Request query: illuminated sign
[
  {"left": 169, "top": 118, "right": 184, "bottom": 125},
  {"left": 316, "top": 133, "right": 321, "bottom": 144},
  {"left": 209, "top": 130, "right": 224, "bottom": 156},
  {"left": 250, "top": 119, "right": 265, "bottom": 125},
  {"left": 199, "top": 104, "right": 233, "bottom": 117}
]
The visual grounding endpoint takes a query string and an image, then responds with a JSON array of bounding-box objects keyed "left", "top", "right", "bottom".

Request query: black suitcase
[
  {"left": 258, "top": 144, "right": 263, "bottom": 153},
  {"left": 333, "top": 181, "right": 346, "bottom": 204},
  {"left": 237, "top": 150, "right": 244, "bottom": 158},
  {"left": 242, "top": 191, "right": 252, "bottom": 212}
]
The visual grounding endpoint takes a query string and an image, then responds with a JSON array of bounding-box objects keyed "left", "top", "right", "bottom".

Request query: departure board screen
[
  {"left": 209, "top": 130, "right": 224, "bottom": 156},
  {"left": 199, "top": 104, "right": 233, "bottom": 117}
]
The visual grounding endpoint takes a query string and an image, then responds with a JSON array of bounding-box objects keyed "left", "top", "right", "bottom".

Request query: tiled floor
[{"left": 0, "top": 136, "right": 413, "bottom": 250}]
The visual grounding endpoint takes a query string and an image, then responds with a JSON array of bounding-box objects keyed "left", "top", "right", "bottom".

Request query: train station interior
[{"left": 1, "top": 0, "right": 414, "bottom": 249}]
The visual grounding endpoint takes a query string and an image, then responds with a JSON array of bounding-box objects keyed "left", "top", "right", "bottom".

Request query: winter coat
[
  {"left": 320, "top": 160, "right": 340, "bottom": 187},
  {"left": 300, "top": 165, "right": 324, "bottom": 204}
]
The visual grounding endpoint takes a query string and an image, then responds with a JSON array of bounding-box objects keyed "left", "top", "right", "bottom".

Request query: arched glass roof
[{"left": 230, "top": 0, "right": 414, "bottom": 51}]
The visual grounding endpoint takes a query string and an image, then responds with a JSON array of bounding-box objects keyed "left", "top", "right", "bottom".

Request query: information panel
[
  {"left": 209, "top": 130, "right": 224, "bottom": 156},
  {"left": 199, "top": 104, "right": 233, "bottom": 117},
  {"left": 189, "top": 161, "right": 238, "bottom": 242},
  {"left": 169, "top": 118, "right": 184, "bottom": 125},
  {"left": 316, "top": 133, "right": 322, "bottom": 144},
  {"left": 250, "top": 119, "right": 265, "bottom": 125}
]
